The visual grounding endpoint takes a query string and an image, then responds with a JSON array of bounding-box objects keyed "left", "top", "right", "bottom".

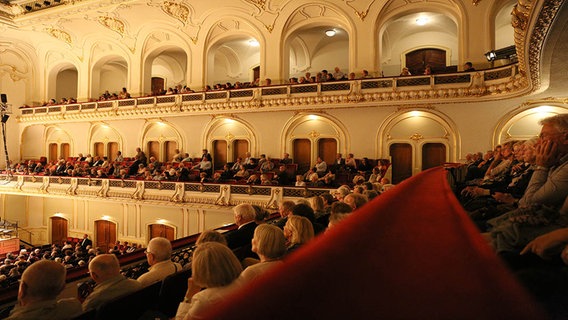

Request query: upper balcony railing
[{"left": 18, "top": 64, "right": 521, "bottom": 122}]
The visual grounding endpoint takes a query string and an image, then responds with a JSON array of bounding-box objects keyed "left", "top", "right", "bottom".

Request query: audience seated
[
  {"left": 224, "top": 204, "right": 258, "bottom": 261},
  {"left": 137, "top": 237, "right": 182, "bottom": 287}
]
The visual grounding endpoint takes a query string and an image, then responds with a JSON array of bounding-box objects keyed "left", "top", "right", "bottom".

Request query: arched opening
[
  {"left": 95, "top": 219, "right": 117, "bottom": 254},
  {"left": 379, "top": 11, "right": 458, "bottom": 76},
  {"left": 207, "top": 36, "right": 260, "bottom": 87},
  {"left": 50, "top": 216, "right": 68, "bottom": 246},
  {"left": 149, "top": 224, "right": 175, "bottom": 241},
  {"left": 91, "top": 55, "right": 128, "bottom": 100}
]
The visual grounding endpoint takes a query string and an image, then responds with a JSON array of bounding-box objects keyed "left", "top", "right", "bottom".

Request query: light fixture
[
  {"left": 415, "top": 17, "right": 429, "bottom": 26},
  {"left": 248, "top": 39, "right": 259, "bottom": 47},
  {"left": 325, "top": 29, "right": 336, "bottom": 37},
  {"left": 485, "top": 45, "right": 516, "bottom": 62}
]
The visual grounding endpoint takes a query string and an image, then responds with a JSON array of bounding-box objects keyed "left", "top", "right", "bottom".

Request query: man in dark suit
[
  {"left": 80, "top": 234, "right": 92, "bottom": 249},
  {"left": 330, "top": 153, "right": 346, "bottom": 173},
  {"left": 225, "top": 203, "right": 258, "bottom": 261}
]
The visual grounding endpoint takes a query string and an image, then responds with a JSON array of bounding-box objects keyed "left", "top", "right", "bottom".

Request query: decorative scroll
[
  {"left": 265, "top": 187, "right": 282, "bottom": 210},
  {"left": 15, "top": 176, "right": 24, "bottom": 191},
  {"left": 131, "top": 181, "right": 145, "bottom": 200},
  {"left": 98, "top": 16, "right": 126, "bottom": 37},
  {"left": 66, "top": 178, "right": 78, "bottom": 195},
  {"left": 170, "top": 182, "right": 185, "bottom": 203},
  {"left": 215, "top": 185, "right": 230, "bottom": 206},
  {"left": 409, "top": 133, "right": 424, "bottom": 141},
  {"left": 97, "top": 179, "right": 110, "bottom": 197},
  {"left": 39, "top": 176, "right": 50, "bottom": 193},
  {"left": 161, "top": 1, "right": 189, "bottom": 24},
  {"left": 342, "top": 0, "right": 377, "bottom": 21},
  {"left": 45, "top": 27, "right": 72, "bottom": 45}
]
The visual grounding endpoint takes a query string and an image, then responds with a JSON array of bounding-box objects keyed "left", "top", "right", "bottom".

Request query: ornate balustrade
[
  {"left": 17, "top": 64, "right": 523, "bottom": 124},
  {"left": 0, "top": 174, "right": 334, "bottom": 209}
]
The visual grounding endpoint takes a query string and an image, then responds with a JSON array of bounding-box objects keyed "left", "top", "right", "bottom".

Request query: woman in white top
[
  {"left": 240, "top": 224, "right": 286, "bottom": 283},
  {"left": 175, "top": 242, "right": 243, "bottom": 320}
]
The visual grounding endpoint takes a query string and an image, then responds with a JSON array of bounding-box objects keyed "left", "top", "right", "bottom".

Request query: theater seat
[
  {"left": 95, "top": 281, "right": 161, "bottom": 320},
  {"left": 157, "top": 268, "right": 192, "bottom": 318},
  {"left": 207, "top": 167, "right": 546, "bottom": 319}
]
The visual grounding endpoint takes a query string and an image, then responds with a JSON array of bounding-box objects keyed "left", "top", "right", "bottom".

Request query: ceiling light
[
  {"left": 248, "top": 39, "right": 259, "bottom": 47},
  {"left": 415, "top": 17, "right": 429, "bottom": 25},
  {"left": 325, "top": 29, "right": 336, "bottom": 37}
]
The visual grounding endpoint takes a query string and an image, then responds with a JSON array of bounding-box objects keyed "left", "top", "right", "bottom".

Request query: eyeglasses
[{"left": 144, "top": 250, "right": 152, "bottom": 255}]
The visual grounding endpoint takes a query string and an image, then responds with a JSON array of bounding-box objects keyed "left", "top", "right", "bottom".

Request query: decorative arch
[
  {"left": 201, "top": 13, "right": 265, "bottom": 85},
  {"left": 281, "top": 3, "right": 355, "bottom": 80},
  {"left": 202, "top": 116, "right": 257, "bottom": 161},
  {"left": 140, "top": 26, "right": 193, "bottom": 94},
  {"left": 487, "top": 0, "right": 518, "bottom": 49},
  {"left": 145, "top": 220, "right": 178, "bottom": 242},
  {"left": 20, "top": 125, "right": 47, "bottom": 160},
  {"left": 492, "top": 101, "right": 568, "bottom": 145},
  {"left": 378, "top": 108, "right": 461, "bottom": 175},
  {"left": 45, "top": 52, "right": 81, "bottom": 101},
  {"left": 140, "top": 119, "right": 185, "bottom": 162},
  {"left": 44, "top": 125, "right": 74, "bottom": 161},
  {"left": 89, "top": 43, "right": 130, "bottom": 99},
  {"left": 374, "top": 1, "right": 464, "bottom": 74},
  {"left": 87, "top": 122, "right": 125, "bottom": 158},
  {"left": 281, "top": 112, "right": 350, "bottom": 165}
]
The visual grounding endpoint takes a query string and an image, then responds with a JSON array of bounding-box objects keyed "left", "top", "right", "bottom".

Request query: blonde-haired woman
[
  {"left": 284, "top": 215, "right": 314, "bottom": 256},
  {"left": 240, "top": 224, "right": 286, "bottom": 283},
  {"left": 175, "top": 242, "right": 243, "bottom": 320}
]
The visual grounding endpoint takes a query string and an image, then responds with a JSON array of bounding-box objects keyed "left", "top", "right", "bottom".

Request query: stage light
[{"left": 485, "top": 45, "right": 516, "bottom": 62}]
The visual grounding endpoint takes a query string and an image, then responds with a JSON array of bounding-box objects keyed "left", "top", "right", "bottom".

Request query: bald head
[
  {"left": 19, "top": 260, "right": 66, "bottom": 302},
  {"left": 89, "top": 254, "right": 121, "bottom": 283}
]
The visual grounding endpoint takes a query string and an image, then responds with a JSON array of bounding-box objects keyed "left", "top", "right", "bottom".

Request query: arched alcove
[
  {"left": 45, "top": 55, "right": 79, "bottom": 102},
  {"left": 87, "top": 123, "right": 124, "bottom": 159},
  {"left": 378, "top": 109, "right": 460, "bottom": 179},
  {"left": 45, "top": 126, "right": 74, "bottom": 162},
  {"left": 281, "top": 113, "right": 349, "bottom": 169},
  {"left": 203, "top": 116, "right": 257, "bottom": 163},
  {"left": 493, "top": 103, "right": 568, "bottom": 145},
  {"left": 282, "top": 3, "right": 352, "bottom": 81},
  {"left": 204, "top": 17, "right": 262, "bottom": 86},
  {"left": 90, "top": 51, "right": 129, "bottom": 100},
  {"left": 140, "top": 120, "right": 184, "bottom": 162}
]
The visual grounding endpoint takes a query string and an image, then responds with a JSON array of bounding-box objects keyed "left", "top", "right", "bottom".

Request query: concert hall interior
[{"left": 0, "top": 0, "right": 566, "bottom": 318}]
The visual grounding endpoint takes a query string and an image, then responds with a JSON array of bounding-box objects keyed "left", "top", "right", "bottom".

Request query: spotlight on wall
[
  {"left": 325, "top": 29, "right": 336, "bottom": 37},
  {"left": 415, "top": 17, "right": 429, "bottom": 26},
  {"left": 485, "top": 45, "right": 517, "bottom": 62},
  {"left": 248, "top": 39, "right": 259, "bottom": 47}
]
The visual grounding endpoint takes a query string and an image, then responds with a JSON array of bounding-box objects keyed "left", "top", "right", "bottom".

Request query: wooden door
[
  {"left": 213, "top": 140, "right": 227, "bottom": 170},
  {"left": 318, "top": 138, "right": 337, "bottom": 166},
  {"left": 49, "top": 143, "right": 58, "bottom": 162},
  {"left": 50, "top": 217, "right": 68, "bottom": 246},
  {"left": 422, "top": 143, "right": 446, "bottom": 170},
  {"left": 95, "top": 220, "right": 117, "bottom": 253},
  {"left": 253, "top": 66, "right": 260, "bottom": 83},
  {"left": 389, "top": 143, "right": 413, "bottom": 184},
  {"left": 94, "top": 142, "right": 104, "bottom": 157},
  {"left": 61, "top": 143, "right": 70, "bottom": 161},
  {"left": 233, "top": 140, "right": 249, "bottom": 160},
  {"left": 293, "top": 139, "right": 311, "bottom": 174},
  {"left": 149, "top": 224, "right": 175, "bottom": 241},
  {"left": 165, "top": 141, "right": 178, "bottom": 163},
  {"left": 152, "top": 77, "right": 165, "bottom": 95},
  {"left": 107, "top": 142, "right": 118, "bottom": 160},
  {"left": 147, "top": 141, "right": 159, "bottom": 160},
  {"left": 406, "top": 48, "right": 446, "bottom": 75}
]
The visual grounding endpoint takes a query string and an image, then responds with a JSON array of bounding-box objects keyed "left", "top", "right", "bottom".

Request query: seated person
[
  {"left": 284, "top": 215, "right": 315, "bottom": 256},
  {"left": 225, "top": 204, "right": 258, "bottom": 261},
  {"left": 136, "top": 237, "right": 182, "bottom": 287},
  {"left": 174, "top": 242, "right": 243, "bottom": 320},
  {"left": 295, "top": 174, "right": 306, "bottom": 187},
  {"left": 240, "top": 224, "right": 286, "bottom": 283},
  {"left": 233, "top": 164, "right": 250, "bottom": 180}
]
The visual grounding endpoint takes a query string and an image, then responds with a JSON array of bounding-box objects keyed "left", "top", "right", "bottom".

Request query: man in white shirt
[{"left": 137, "top": 237, "right": 182, "bottom": 287}]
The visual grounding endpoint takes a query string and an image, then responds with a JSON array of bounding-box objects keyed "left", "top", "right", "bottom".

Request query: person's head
[
  {"left": 279, "top": 200, "right": 295, "bottom": 218},
  {"left": 320, "top": 193, "right": 334, "bottom": 207},
  {"left": 196, "top": 229, "right": 228, "bottom": 246},
  {"left": 17, "top": 260, "right": 66, "bottom": 304},
  {"left": 191, "top": 242, "right": 242, "bottom": 288},
  {"left": 284, "top": 215, "right": 314, "bottom": 245},
  {"left": 363, "top": 189, "right": 379, "bottom": 201},
  {"left": 344, "top": 193, "right": 368, "bottom": 210},
  {"left": 291, "top": 203, "right": 316, "bottom": 223},
  {"left": 252, "top": 204, "right": 270, "bottom": 224},
  {"left": 233, "top": 203, "right": 256, "bottom": 226},
  {"left": 145, "top": 237, "right": 172, "bottom": 265},
  {"left": 328, "top": 213, "right": 349, "bottom": 229},
  {"left": 309, "top": 196, "right": 325, "bottom": 212},
  {"left": 331, "top": 201, "right": 353, "bottom": 215},
  {"left": 252, "top": 224, "right": 286, "bottom": 260},
  {"left": 333, "top": 186, "right": 350, "bottom": 201},
  {"left": 88, "top": 254, "right": 121, "bottom": 284},
  {"left": 539, "top": 114, "right": 568, "bottom": 156},
  {"left": 464, "top": 62, "right": 473, "bottom": 70}
]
